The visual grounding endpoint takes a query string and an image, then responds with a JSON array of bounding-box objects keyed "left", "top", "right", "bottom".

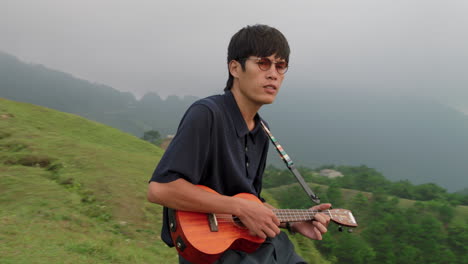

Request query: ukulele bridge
[{"left": 208, "top": 213, "right": 218, "bottom": 232}]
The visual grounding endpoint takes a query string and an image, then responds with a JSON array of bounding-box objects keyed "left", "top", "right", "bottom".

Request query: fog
[{"left": 1, "top": 0, "right": 467, "bottom": 111}]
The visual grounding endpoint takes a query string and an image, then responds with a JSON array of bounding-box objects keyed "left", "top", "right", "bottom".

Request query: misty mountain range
[
  {"left": 261, "top": 87, "right": 468, "bottom": 193},
  {"left": 0, "top": 51, "right": 195, "bottom": 137},
  {"left": 1, "top": 51, "right": 467, "bottom": 192}
]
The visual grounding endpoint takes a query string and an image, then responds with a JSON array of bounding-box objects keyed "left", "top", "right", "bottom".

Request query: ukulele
[{"left": 168, "top": 185, "right": 358, "bottom": 264}]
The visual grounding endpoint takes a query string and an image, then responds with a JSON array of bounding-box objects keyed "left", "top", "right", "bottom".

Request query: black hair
[{"left": 224, "top": 24, "right": 290, "bottom": 91}]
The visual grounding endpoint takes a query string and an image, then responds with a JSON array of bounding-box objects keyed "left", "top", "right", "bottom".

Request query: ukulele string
[
  {"left": 213, "top": 211, "right": 349, "bottom": 224},
  {"left": 213, "top": 211, "right": 349, "bottom": 220}
]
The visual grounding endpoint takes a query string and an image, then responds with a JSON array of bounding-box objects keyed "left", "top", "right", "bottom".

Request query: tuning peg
[
  {"left": 338, "top": 226, "right": 343, "bottom": 232},
  {"left": 348, "top": 229, "right": 353, "bottom": 233}
]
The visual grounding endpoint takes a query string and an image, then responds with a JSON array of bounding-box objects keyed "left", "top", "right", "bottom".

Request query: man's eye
[
  {"left": 258, "top": 59, "right": 270, "bottom": 65},
  {"left": 276, "top": 62, "right": 287, "bottom": 69}
]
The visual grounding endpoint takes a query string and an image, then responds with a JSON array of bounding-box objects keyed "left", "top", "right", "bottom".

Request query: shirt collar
[
  {"left": 224, "top": 90, "right": 262, "bottom": 142},
  {"left": 249, "top": 115, "right": 262, "bottom": 144}
]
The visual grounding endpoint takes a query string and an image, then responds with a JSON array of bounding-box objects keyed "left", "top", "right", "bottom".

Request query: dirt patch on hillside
[
  {"left": 1, "top": 113, "right": 14, "bottom": 119},
  {"left": 159, "top": 138, "right": 173, "bottom": 150},
  {"left": 4, "top": 155, "right": 53, "bottom": 168}
]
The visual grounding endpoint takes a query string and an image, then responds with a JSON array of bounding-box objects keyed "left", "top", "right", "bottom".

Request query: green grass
[
  {"left": 453, "top": 205, "right": 468, "bottom": 224},
  {"left": 0, "top": 98, "right": 177, "bottom": 263}
]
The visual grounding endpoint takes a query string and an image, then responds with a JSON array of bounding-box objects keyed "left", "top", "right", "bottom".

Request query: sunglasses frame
[{"left": 243, "top": 57, "right": 289, "bottom": 74}]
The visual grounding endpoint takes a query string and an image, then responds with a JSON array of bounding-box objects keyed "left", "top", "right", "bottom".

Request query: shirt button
[
  {"left": 245, "top": 146, "right": 248, "bottom": 152},
  {"left": 246, "top": 162, "right": 249, "bottom": 168}
]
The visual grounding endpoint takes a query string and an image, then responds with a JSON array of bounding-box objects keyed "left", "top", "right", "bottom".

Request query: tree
[
  {"left": 326, "top": 182, "right": 344, "bottom": 207},
  {"left": 413, "top": 183, "right": 447, "bottom": 201},
  {"left": 447, "top": 224, "right": 468, "bottom": 264},
  {"left": 334, "top": 234, "right": 376, "bottom": 264},
  {"left": 142, "top": 130, "right": 161, "bottom": 145}
]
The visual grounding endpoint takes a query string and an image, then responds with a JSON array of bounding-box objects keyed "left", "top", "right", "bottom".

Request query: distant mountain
[
  {"left": 0, "top": 51, "right": 197, "bottom": 137},
  {"left": 261, "top": 84, "right": 468, "bottom": 192},
  {"left": 1, "top": 51, "right": 467, "bottom": 192},
  {"left": 457, "top": 187, "right": 468, "bottom": 196}
]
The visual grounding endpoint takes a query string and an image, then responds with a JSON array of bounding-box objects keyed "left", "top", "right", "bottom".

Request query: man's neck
[{"left": 230, "top": 89, "right": 261, "bottom": 131}]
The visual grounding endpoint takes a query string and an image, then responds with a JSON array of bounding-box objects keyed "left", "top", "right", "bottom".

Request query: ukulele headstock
[{"left": 328, "top": 209, "right": 358, "bottom": 227}]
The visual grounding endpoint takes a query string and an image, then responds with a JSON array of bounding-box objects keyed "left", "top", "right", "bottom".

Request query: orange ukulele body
[
  {"left": 168, "top": 185, "right": 358, "bottom": 264},
  {"left": 169, "top": 185, "right": 265, "bottom": 264}
]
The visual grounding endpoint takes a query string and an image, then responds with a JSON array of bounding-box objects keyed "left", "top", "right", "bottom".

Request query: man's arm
[{"left": 147, "top": 178, "right": 281, "bottom": 239}]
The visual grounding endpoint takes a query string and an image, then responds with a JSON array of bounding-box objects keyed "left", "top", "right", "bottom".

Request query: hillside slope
[{"left": 0, "top": 98, "right": 174, "bottom": 263}]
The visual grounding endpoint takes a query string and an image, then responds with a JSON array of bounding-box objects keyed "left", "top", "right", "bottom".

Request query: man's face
[{"left": 232, "top": 54, "right": 287, "bottom": 106}]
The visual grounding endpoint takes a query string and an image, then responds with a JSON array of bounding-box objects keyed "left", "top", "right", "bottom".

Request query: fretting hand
[{"left": 290, "top": 203, "right": 332, "bottom": 240}]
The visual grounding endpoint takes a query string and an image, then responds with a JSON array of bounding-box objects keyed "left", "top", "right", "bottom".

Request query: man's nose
[{"left": 266, "top": 66, "right": 279, "bottom": 80}]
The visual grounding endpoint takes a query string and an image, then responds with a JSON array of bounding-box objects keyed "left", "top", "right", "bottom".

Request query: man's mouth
[{"left": 264, "top": 85, "right": 277, "bottom": 91}]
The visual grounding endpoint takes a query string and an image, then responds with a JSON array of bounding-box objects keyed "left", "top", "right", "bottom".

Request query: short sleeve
[{"left": 150, "top": 103, "right": 213, "bottom": 184}]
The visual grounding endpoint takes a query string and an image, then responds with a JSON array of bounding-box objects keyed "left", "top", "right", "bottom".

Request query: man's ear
[{"left": 229, "top": 60, "right": 241, "bottom": 78}]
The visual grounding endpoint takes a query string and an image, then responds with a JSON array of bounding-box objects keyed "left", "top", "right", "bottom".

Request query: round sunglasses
[{"left": 243, "top": 57, "right": 289, "bottom": 74}]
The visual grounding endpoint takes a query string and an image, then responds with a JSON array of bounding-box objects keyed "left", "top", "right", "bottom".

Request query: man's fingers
[
  {"left": 311, "top": 203, "right": 332, "bottom": 211},
  {"left": 313, "top": 213, "right": 330, "bottom": 225},
  {"left": 314, "top": 213, "right": 324, "bottom": 223},
  {"left": 312, "top": 227, "right": 323, "bottom": 240},
  {"left": 313, "top": 221, "right": 328, "bottom": 234},
  {"left": 271, "top": 223, "right": 281, "bottom": 235},
  {"left": 252, "top": 227, "right": 278, "bottom": 239},
  {"left": 263, "top": 220, "right": 281, "bottom": 238},
  {"left": 273, "top": 216, "right": 280, "bottom": 226},
  {"left": 237, "top": 199, "right": 281, "bottom": 239},
  {"left": 247, "top": 218, "right": 280, "bottom": 238},
  {"left": 263, "top": 228, "right": 277, "bottom": 238},
  {"left": 249, "top": 228, "right": 267, "bottom": 239},
  {"left": 267, "top": 216, "right": 281, "bottom": 234}
]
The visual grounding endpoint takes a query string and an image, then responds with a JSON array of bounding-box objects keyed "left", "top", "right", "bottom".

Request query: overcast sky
[{"left": 1, "top": 0, "right": 467, "bottom": 111}]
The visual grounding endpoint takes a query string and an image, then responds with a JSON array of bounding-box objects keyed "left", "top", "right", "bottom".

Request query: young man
[{"left": 147, "top": 24, "right": 331, "bottom": 264}]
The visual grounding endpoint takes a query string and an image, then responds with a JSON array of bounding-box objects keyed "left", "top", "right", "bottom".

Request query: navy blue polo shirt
[{"left": 150, "top": 90, "right": 270, "bottom": 246}]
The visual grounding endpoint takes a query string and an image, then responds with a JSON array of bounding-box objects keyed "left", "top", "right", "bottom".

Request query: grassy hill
[
  {"left": 0, "top": 98, "right": 176, "bottom": 263},
  {"left": 0, "top": 98, "right": 331, "bottom": 263},
  {"left": 265, "top": 182, "right": 468, "bottom": 263}
]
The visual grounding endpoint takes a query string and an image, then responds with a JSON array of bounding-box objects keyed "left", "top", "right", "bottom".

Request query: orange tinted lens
[
  {"left": 257, "top": 58, "right": 272, "bottom": 71},
  {"left": 276, "top": 61, "right": 288, "bottom": 72}
]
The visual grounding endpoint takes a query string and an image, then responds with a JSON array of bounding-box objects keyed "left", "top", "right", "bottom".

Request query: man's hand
[
  {"left": 291, "top": 203, "right": 332, "bottom": 240},
  {"left": 234, "top": 198, "right": 281, "bottom": 239}
]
